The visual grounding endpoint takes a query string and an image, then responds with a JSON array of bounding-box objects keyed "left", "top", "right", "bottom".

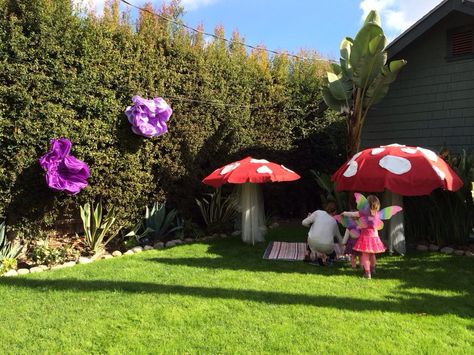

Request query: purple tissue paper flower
[
  {"left": 39, "top": 138, "right": 90, "bottom": 195},
  {"left": 125, "top": 95, "right": 173, "bottom": 138}
]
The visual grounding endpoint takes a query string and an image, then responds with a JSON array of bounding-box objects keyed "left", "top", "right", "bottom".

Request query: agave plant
[
  {"left": 196, "top": 187, "right": 238, "bottom": 233},
  {"left": 322, "top": 10, "right": 407, "bottom": 158},
  {"left": 79, "top": 201, "right": 121, "bottom": 253},
  {"left": 0, "top": 222, "right": 21, "bottom": 262},
  {"left": 126, "top": 202, "right": 184, "bottom": 244}
]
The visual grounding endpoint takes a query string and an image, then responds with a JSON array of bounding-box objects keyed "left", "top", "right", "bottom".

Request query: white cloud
[
  {"left": 360, "top": 0, "right": 443, "bottom": 40},
  {"left": 180, "top": 0, "right": 220, "bottom": 11}
]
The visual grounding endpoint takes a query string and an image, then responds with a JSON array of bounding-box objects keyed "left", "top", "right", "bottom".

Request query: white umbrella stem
[
  {"left": 240, "top": 183, "right": 267, "bottom": 245},
  {"left": 383, "top": 190, "right": 405, "bottom": 255}
]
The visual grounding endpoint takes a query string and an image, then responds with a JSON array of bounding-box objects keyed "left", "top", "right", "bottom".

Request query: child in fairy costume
[
  {"left": 335, "top": 193, "right": 402, "bottom": 279},
  {"left": 341, "top": 226, "right": 359, "bottom": 269}
]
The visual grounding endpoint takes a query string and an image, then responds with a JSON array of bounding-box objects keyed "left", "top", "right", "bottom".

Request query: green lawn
[{"left": 0, "top": 225, "right": 473, "bottom": 354}]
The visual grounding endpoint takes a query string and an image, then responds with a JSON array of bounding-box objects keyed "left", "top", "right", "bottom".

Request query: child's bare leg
[
  {"left": 369, "top": 253, "right": 376, "bottom": 273},
  {"left": 360, "top": 253, "right": 371, "bottom": 278},
  {"left": 350, "top": 254, "right": 357, "bottom": 268}
]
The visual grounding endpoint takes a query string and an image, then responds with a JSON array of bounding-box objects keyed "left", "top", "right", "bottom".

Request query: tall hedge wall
[{"left": 0, "top": 0, "right": 346, "bottom": 236}]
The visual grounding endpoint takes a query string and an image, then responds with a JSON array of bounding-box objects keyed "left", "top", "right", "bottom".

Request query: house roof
[{"left": 386, "top": 0, "right": 474, "bottom": 58}]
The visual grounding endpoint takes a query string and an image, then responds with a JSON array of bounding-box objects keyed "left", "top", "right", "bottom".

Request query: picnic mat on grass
[{"left": 263, "top": 241, "right": 307, "bottom": 261}]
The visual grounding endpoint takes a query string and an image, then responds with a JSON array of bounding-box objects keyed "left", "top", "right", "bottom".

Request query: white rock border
[
  {"left": 415, "top": 244, "right": 473, "bottom": 257},
  {"left": 1, "top": 232, "right": 237, "bottom": 277}
]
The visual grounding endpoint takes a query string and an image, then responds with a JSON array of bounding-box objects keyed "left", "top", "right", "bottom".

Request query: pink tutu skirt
[{"left": 353, "top": 230, "right": 386, "bottom": 254}]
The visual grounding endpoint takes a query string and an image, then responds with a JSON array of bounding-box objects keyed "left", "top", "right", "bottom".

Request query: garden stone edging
[
  {"left": 416, "top": 244, "right": 473, "bottom": 257},
  {"left": 1, "top": 233, "right": 236, "bottom": 278},
  {"left": 416, "top": 245, "right": 428, "bottom": 251}
]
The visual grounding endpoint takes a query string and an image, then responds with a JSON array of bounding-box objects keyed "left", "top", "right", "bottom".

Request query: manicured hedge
[{"left": 0, "top": 0, "right": 345, "bottom": 237}]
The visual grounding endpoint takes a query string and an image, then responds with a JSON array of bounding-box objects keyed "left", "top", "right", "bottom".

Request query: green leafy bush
[
  {"left": 0, "top": 0, "right": 343, "bottom": 238},
  {"left": 181, "top": 219, "right": 205, "bottom": 239},
  {"left": 30, "top": 239, "right": 79, "bottom": 266},
  {"left": 0, "top": 258, "right": 17, "bottom": 275},
  {"left": 405, "top": 150, "right": 474, "bottom": 245}
]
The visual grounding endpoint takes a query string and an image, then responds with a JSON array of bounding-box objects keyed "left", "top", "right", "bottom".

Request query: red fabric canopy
[
  {"left": 332, "top": 144, "right": 463, "bottom": 196},
  {"left": 202, "top": 156, "right": 300, "bottom": 188}
]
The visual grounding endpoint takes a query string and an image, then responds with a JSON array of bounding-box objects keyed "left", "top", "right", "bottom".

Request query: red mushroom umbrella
[
  {"left": 203, "top": 156, "right": 300, "bottom": 187},
  {"left": 332, "top": 144, "right": 464, "bottom": 254},
  {"left": 332, "top": 144, "right": 463, "bottom": 196},
  {"left": 202, "top": 156, "right": 300, "bottom": 244}
]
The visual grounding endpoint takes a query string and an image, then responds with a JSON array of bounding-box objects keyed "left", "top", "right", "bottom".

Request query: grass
[{"left": 0, "top": 224, "right": 473, "bottom": 354}]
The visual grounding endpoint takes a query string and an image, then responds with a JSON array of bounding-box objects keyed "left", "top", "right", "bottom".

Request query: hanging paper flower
[
  {"left": 39, "top": 138, "right": 90, "bottom": 195},
  {"left": 125, "top": 95, "right": 173, "bottom": 138}
]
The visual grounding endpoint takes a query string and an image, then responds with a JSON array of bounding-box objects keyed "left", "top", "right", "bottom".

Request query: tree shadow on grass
[
  {"left": 0, "top": 277, "right": 472, "bottom": 318},
  {"left": 374, "top": 253, "right": 474, "bottom": 295},
  {"left": 144, "top": 237, "right": 474, "bottom": 298}
]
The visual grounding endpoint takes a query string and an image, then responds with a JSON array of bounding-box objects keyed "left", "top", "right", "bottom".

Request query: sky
[{"left": 76, "top": 0, "right": 443, "bottom": 59}]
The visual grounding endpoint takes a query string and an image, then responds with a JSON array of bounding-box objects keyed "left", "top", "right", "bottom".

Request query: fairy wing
[
  {"left": 334, "top": 213, "right": 368, "bottom": 230},
  {"left": 377, "top": 206, "right": 403, "bottom": 220},
  {"left": 347, "top": 227, "right": 360, "bottom": 238},
  {"left": 334, "top": 214, "right": 356, "bottom": 229},
  {"left": 372, "top": 206, "right": 402, "bottom": 230},
  {"left": 355, "top": 193, "right": 370, "bottom": 216}
]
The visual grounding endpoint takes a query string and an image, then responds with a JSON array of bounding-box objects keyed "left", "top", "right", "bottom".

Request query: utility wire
[
  {"left": 116, "top": 1, "right": 325, "bottom": 111},
  {"left": 119, "top": 0, "right": 331, "bottom": 63}
]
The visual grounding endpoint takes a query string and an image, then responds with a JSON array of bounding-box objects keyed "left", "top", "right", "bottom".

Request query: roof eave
[{"left": 386, "top": 0, "right": 474, "bottom": 59}]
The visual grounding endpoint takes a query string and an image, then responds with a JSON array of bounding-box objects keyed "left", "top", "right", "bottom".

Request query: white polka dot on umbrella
[
  {"left": 220, "top": 162, "right": 240, "bottom": 175},
  {"left": 417, "top": 147, "right": 438, "bottom": 162},
  {"left": 343, "top": 161, "right": 358, "bottom": 177},
  {"left": 432, "top": 165, "right": 446, "bottom": 180},
  {"left": 401, "top": 147, "right": 417, "bottom": 154},
  {"left": 371, "top": 147, "right": 385, "bottom": 155},
  {"left": 379, "top": 155, "right": 412, "bottom": 175},
  {"left": 256, "top": 165, "right": 273, "bottom": 174}
]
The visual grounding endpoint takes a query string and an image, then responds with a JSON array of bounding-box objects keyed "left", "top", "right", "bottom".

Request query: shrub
[
  {"left": 405, "top": 150, "right": 474, "bottom": 245},
  {"left": 30, "top": 239, "right": 79, "bottom": 266},
  {"left": 0, "top": 0, "right": 344, "bottom": 238},
  {"left": 0, "top": 258, "right": 17, "bottom": 275}
]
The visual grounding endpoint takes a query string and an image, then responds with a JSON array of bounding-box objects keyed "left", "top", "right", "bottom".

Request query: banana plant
[
  {"left": 0, "top": 222, "right": 21, "bottom": 261},
  {"left": 79, "top": 201, "right": 122, "bottom": 253},
  {"left": 311, "top": 170, "right": 348, "bottom": 212},
  {"left": 322, "top": 11, "right": 407, "bottom": 158}
]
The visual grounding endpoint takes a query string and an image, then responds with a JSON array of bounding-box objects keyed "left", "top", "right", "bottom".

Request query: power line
[
  {"left": 115, "top": 1, "right": 326, "bottom": 112},
  {"left": 119, "top": 0, "right": 331, "bottom": 63}
]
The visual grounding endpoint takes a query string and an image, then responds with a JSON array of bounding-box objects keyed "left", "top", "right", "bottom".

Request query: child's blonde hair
[{"left": 367, "top": 195, "right": 380, "bottom": 211}]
